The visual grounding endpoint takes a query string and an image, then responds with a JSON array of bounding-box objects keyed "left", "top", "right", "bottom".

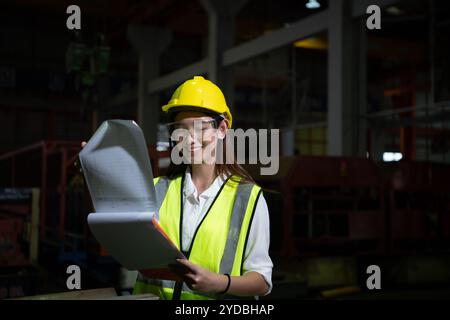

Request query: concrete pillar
[
  {"left": 355, "top": 18, "right": 368, "bottom": 158},
  {"left": 282, "top": 128, "right": 295, "bottom": 156},
  {"left": 371, "top": 125, "right": 387, "bottom": 161},
  {"left": 201, "top": 0, "right": 247, "bottom": 119},
  {"left": 127, "top": 25, "right": 172, "bottom": 144},
  {"left": 327, "top": 0, "right": 367, "bottom": 157}
]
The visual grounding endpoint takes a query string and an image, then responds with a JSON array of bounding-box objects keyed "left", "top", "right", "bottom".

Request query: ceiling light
[
  {"left": 383, "top": 152, "right": 403, "bottom": 162},
  {"left": 306, "top": 0, "right": 321, "bottom": 10},
  {"left": 385, "top": 6, "right": 405, "bottom": 16},
  {"left": 294, "top": 37, "right": 327, "bottom": 50}
]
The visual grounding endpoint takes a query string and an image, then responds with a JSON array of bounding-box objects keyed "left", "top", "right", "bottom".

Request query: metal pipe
[
  {"left": 0, "top": 141, "right": 45, "bottom": 161},
  {"left": 40, "top": 143, "right": 47, "bottom": 240},
  {"left": 59, "top": 148, "right": 68, "bottom": 241},
  {"left": 363, "top": 100, "right": 450, "bottom": 119},
  {"left": 11, "top": 156, "right": 15, "bottom": 188},
  {"left": 430, "top": 0, "right": 435, "bottom": 106},
  {"left": 291, "top": 45, "right": 297, "bottom": 128},
  {"left": 427, "top": 0, "right": 436, "bottom": 163},
  {"left": 294, "top": 122, "right": 327, "bottom": 130}
]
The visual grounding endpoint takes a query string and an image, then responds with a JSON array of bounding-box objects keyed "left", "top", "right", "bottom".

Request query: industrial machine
[{"left": 0, "top": 140, "right": 169, "bottom": 298}]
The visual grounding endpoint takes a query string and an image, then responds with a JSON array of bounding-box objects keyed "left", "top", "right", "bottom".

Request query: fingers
[
  {"left": 168, "top": 266, "right": 196, "bottom": 285},
  {"left": 176, "top": 258, "right": 198, "bottom": 273},
  {"left": 181, "top": 273, "right": 198, "bottom": 285},
  {"left": 168, "top": 262, "right": 191, "bottom": 275},
  {"left": 170, "top": 259, "right": 202, "bottom": 286},
  {"left": 77, "top": 141, "right": 87, "bottom": 173}
]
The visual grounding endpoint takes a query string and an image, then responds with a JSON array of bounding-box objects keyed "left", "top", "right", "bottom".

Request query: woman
[{"left": 133, "top": 76, "right": 273, "bottom": 300}]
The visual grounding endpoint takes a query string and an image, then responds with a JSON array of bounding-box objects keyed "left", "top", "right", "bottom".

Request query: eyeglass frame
[{"left": 166, "top": 114, "right": 226, "bottom": 149}]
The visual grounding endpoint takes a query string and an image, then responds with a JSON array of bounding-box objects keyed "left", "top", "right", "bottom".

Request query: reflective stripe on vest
[
  {"left": 154, "top": 176, "right": 170, "bottom": 220},
  {"left": 134, "top": 174, "right": 262, "bottom": 300}
]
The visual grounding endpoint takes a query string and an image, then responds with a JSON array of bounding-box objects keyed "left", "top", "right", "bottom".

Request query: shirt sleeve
[{"left": 242, "top": 192, "right": 273, "bottom": 296}]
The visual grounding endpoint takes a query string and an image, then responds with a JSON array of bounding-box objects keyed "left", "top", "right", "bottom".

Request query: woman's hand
[
  {"left": 75, "top": 141, "right": 88, "bottom": 173},
  {"left": 170, "top": 259, "right": 228, "bottom": 294}
]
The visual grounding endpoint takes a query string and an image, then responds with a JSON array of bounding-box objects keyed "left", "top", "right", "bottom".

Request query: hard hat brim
[
  {"left": 162, "top": 105, "right": 231, "bottom": 125},
  {"left": 163, "top": 105, "right": 221, "bottom": 115}
]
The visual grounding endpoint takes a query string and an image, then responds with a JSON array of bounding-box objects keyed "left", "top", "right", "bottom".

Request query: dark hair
[
  {"left": 166, "top": 156, "right": 255, "bottom": 185},
  {"left": 165, "top": 113, "right": 255, "bottom": 184}
]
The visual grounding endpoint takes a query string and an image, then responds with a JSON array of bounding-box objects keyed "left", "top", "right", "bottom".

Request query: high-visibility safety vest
[{"left": 133, "top": 174, "right": 262, "bottom": 300}]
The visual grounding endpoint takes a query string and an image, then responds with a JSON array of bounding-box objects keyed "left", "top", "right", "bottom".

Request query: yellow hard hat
[{"left": 161, "top": 76, "right": 233, "bottom": 128}]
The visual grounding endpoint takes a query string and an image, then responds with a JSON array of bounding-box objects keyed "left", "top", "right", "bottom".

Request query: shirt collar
[{"left": 183, "top": 167, "right": 227, "bottom": 200}]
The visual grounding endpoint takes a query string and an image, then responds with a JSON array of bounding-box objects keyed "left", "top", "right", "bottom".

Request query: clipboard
[{"left": 79, "top": 120, "right": 185, "bottom": 281}]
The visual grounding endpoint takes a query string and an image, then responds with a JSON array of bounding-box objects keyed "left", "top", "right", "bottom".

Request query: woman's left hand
[{"left": 170, "top": 258, "right": 228, "bottom": 294}]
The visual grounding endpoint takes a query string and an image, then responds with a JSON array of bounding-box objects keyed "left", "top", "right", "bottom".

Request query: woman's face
[{"left": 171, "top": 111, "right": 228, "bottom": 164}]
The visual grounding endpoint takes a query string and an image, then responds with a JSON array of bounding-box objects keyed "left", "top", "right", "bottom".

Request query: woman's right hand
[{"left": 75, "top": 141, "right": 87, "bottom": 172}]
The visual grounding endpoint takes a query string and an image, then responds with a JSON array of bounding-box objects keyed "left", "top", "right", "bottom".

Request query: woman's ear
[{"left": 217, "top": 119, "right": 229, "bottom": 140}]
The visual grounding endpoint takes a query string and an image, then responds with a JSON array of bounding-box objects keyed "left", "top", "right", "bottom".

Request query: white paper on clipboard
[{"left": 79, "top": 120, "right": 185, "bottom": 271}]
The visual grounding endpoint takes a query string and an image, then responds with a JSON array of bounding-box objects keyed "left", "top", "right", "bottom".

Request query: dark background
[{"left": 1, "top": 0, "right": 450, "bottom": 300}]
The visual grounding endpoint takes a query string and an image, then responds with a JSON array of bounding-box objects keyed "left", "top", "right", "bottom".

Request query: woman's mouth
[{"left": 190, "top": 145, "right": 203, "bottom": 152}]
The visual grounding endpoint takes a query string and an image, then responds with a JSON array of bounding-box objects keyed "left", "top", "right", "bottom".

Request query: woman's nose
[{"left": 187, "top": 126, "right": 203, "bottom": 140}]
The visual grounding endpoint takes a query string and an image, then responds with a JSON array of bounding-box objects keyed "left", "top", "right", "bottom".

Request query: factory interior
[{"left": 1, "top": 0, "right": 450, "bottom": 300}]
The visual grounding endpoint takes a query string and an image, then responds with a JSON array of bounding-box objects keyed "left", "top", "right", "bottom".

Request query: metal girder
[
  {"left": 371, "top": 111, "right": 450, "bottom": 129},
  {"left": 223, "top": 11, "right": 329, "bottom": 67},
  {"left": 143, "top": 10, "right": 329, "bottom": 98},
  {"left": 113, "top": 0, "right": 401, "bottom": 101},
  {"left": 148, "top": 59, "right": 209, "bottom": 94}
]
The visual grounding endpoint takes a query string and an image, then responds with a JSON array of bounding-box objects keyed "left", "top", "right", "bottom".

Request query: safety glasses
[
  {"left": 166, "top": 115, "right": 225, "bottom": 148},
  {"left": 166, "top": 115, "right": 225, "bottom": 135}
]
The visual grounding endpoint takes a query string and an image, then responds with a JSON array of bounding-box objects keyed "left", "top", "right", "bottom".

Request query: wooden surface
[{"left": 13, "top": 288, "right": 160, "bottom": 300}]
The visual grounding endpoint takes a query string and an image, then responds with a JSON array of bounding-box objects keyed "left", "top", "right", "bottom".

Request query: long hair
[{"left": 166, "top": 129, "right": 256, "bottom": 184}]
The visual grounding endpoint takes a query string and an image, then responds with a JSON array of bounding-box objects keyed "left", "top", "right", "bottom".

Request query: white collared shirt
[{"left": 181, "top": 169, "right": 273, "bottom": 295}]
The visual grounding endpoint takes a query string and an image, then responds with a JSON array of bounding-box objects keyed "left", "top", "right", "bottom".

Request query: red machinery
[
  {"left": 0, "top": 140, "right": 169, "bottom": 298},
  {"left": 3, "top": 139, "right": 448, "bottom": 262},
  {"left": 0, "top": 188, "right": 40, "bottom": 267},
  {"left": 0, "top": 215, "right": 27, "bottom": 267},
  {"left": 251, "top": 156, "right": 450, "bottom": 258},
  {"left": 248, "top": 156, "right": 386, "bottom": 257},
  {"left": 0, "top": 140, "right": 169, "bottom": 256},
  {"left": 382, "top": 161, "right": 450, "bottom": 254},
  {"left": 0, "top": 141, "right": 83, "bottom": 244},
  {"left": 0, "top": 188, "right": 41, "bottom": 299}
]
